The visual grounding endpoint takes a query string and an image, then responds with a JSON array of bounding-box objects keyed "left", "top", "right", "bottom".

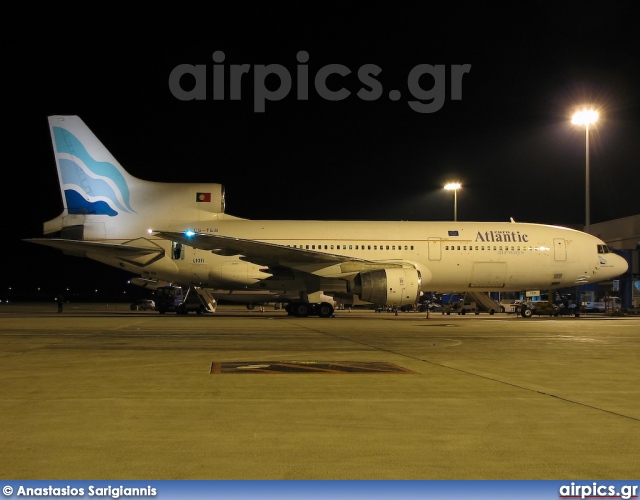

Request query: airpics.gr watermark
[{"left": 168, "top": 50, "right": 471, "bottom": 113}]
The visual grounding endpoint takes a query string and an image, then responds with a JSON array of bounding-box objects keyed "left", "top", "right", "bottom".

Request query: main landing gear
[{"left": 285, "top": 301, "right": 334, "bottom": 318}]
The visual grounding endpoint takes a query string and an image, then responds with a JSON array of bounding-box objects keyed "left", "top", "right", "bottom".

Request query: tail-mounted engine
[{"left": 349, "top": 268, "right": 421, "bottom": 306}]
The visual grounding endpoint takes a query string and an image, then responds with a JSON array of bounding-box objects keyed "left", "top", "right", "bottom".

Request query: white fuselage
[{"left": 87, "top": 219, "right": 625, "bottom": 294}]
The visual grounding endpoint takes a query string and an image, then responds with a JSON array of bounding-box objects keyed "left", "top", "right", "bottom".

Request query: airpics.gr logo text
[
  {"left": 168, "top": 50, "right": 471, "bottom": 113},
  {"left": 475, "top": 230, "right": 529, "bottom": 243}
]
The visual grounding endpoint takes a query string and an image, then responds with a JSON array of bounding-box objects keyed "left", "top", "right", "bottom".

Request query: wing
[{"left": 153, "top": 231, "right": 403, "bottom": 275}]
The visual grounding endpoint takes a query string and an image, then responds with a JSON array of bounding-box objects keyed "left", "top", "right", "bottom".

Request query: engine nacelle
[{"left": 349, "top": 268, "right": 421, "bottom": 306}]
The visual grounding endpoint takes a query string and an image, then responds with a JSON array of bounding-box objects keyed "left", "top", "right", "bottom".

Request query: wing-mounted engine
[{"left": 348, "top": 268, "right": 421, "bottom": 306}]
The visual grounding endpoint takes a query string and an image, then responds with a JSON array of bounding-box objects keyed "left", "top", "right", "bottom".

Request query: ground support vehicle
[
  {"left": 155, "top": 286, "right": 209, "bottom": 314},
  {"left": 515, "top": 300, "right": 580, "bottom": 318},
  {"left": 130, "top": 299, "right": 155, "bottom": 311},
  {"left": 442, "top": 301, "right": 477, "bottom": 315}
]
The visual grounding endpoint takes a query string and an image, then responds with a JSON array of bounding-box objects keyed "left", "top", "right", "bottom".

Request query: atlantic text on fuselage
[{"left": 475, "top": 231, "right": 529, "bottom": 243}]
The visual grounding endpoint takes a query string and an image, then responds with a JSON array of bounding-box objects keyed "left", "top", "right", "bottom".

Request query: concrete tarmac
[{"left": 1, "top": 302, "right": 638, "bottom": 479}]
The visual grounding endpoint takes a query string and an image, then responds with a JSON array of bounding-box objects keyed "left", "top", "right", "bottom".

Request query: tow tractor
[{"left": 514, "top": 300, "right": 580, "bottom": 318}]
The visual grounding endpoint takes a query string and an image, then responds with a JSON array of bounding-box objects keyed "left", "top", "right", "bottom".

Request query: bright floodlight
[
  {"left": 571, "top": 109, "right": 599, "bottom": 126},
  {"left": 444, "top": 183, "right": 461, "bottom": 190}
]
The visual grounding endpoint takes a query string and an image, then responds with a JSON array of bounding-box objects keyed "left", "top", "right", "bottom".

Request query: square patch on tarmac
[{"left": 210, "top": 361, "right": 416, "bottom": 374}]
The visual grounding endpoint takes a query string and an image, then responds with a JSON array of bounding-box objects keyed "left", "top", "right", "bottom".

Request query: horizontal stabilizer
[{"left": 25, "top": 238, "right": 164, "bottom": 266}]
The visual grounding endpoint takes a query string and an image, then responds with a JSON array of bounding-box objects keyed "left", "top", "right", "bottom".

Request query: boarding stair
[
  {"left": 193, "top": 287, "right": 218, "bottom": 313},
  {"left": 465, "top": 292, "right": 503, "bottom": 314}
]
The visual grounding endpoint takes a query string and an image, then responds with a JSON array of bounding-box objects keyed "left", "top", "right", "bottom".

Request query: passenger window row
[
  {"left": 288, "top": 244, "right": 415, "bottom": 251},
  {"left": 445, "top": 245, "right": 536, "bottom": 251}
]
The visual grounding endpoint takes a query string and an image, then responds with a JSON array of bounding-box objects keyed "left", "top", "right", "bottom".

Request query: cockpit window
[{"left": 597, "top": 244, "right": 610, "bottom": 254}]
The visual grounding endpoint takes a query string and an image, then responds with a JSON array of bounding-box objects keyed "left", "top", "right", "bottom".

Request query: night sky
[{"left": 4, "top": 5, "right": 639, "bottom": 299}]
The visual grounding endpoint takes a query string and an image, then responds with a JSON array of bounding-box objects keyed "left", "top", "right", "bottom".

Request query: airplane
[{"left": 26, "top": 115, "right": 629, "bottom": 318}]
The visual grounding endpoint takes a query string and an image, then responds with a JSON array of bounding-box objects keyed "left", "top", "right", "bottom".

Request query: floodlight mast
[
  {"left": 571, "top": 109, "right": 599, "bottom": 233},
  {"left": 444, "top": 183, "right": 461, "bottom": 221}
]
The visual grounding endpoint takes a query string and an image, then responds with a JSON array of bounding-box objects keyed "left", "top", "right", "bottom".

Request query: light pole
[
  {"left": 444, "top": 183, "right": 461, "bottom": 221},
  {"left": 571, "top": 108, "right": 598, "bottom": 233}
]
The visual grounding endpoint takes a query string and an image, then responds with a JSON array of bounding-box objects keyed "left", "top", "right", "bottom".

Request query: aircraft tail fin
[
  {"left": 43, "top": 116, "right": 233, "bottom": 238},
  {"left": 49, "top": 115, "right": 140, "bottom": 217}
]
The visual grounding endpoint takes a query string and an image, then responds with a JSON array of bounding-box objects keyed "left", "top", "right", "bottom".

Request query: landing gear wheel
[
  {"left": 293, "top": 302, "right": 311, "bottom": 317},
  {"left": 316, "top": 302, "right": 334, "bottom": 318}
]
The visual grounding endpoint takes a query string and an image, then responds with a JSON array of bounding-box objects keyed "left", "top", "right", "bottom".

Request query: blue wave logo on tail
[{"left": 53, "top": 126, "right": 136, "bottom": 216}]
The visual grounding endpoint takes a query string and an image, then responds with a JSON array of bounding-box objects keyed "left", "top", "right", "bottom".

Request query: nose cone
[{"left": 601, "top": 253, "right": 628, "bottom": 280}]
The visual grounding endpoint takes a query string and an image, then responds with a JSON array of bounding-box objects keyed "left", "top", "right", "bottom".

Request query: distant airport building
[{"left": 589, "top": 214, "right": 640, "bottom": 309}]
